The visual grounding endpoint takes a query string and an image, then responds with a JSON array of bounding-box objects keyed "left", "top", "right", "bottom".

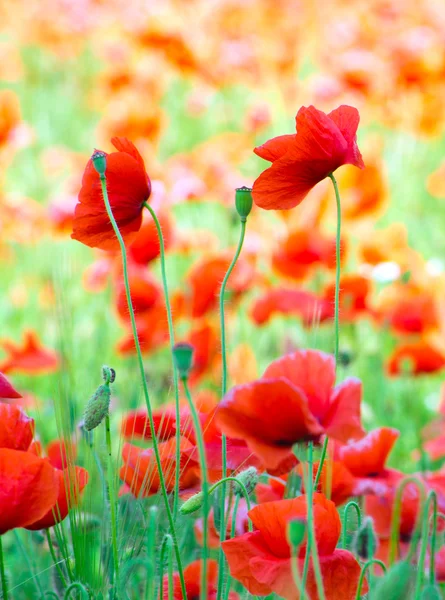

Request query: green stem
[
  {"left": 306, "top": 443, "right": 326, "bottom": 600},
  {"left": 105, "top": 415, "right": 119, "bottom": 585},
  {"left": 355, "top": 559, "right": 386, "bottom": 600},
  {"left": 63, "top": 582, "right": 89, "bottom": 599},
  {"left": 341, "top": 501, "right": 362, "bottom": 549},
  {"left": 314, "top": 175, "right": 342, "bottom": 497},
  {"left": 159, "top": 535, "right": 174, "bottom": 600},
  {"left": 0, "top": 536, "right": 8, "bottom": 600},
  {"left": 415, "top": 491, "right": 437, "bottom": 597},
  {"left": 143, "top": 202, "right": 181, "bottom": 521},
  {"left": 98, "top": 175, "right": 187, "bottom": 599},
  {"left": 222, "top": 495, "right": 241, "bottom": 600},
  {"left": 46, "top": 530, "right": 68, "bottom": 588},
  {"left": 13, "top": 530, "right": 44, "bottom": 597},
  {"left": 217, "top": 217, "right": 247, "bottom": 600},
  {"left": 208, "top": 477, "right": 252, "bottom": 527},
  {"left": 182, "top": 376, "right": 209, "bottom": 600},
  {"left": 389, "top": 476, "right": 426, "bottom": 565},
  {"left": 290, "top": 548, "right": 305, "bottom": 597},
  {"left": 429, "top": 492, "right": 438, "bottom": 585}
]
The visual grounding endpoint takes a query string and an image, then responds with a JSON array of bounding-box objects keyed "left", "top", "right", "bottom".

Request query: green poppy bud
[
  {"left": 172, "top": 342, "right": 194, "bottom": 379},
  {"left": 91, "top": 150, "right": 107, "bottom": 176},
  {"left": 84, "top": 383, "right": 111, "bottom": 431},
  {"left": 352, "top": 517, "right": 377, "bottom": 560},
  {"left": 369, "top": 560, "right": 412, "bottom": 599},
  {"left": 235, "top": 186, "right": 253, "bottom": 220},
  {"left": 179, "top": 491, "right": 204, "bottom": 515},
  {"left": 234, "top": 467, "right": 258, "bottom": 496},
  {"left": 102, "top": 365, "right": 116, "bottom": 384},
  {"left": 421, "top": 585, "right": 441, "bottom": 600},
  {"left": 287, "top": 518, "right": 306, "bottom": 548}
]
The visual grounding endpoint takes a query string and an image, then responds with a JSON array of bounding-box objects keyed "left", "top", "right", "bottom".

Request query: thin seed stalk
[
  {"left": 143, "top": 202, "right": 181, "bottom": 520},
  {"left": 98, "top": 176, "right": 187, "bottom": 599},
  {"left": 305, "top": 443, "right": 326, "bottom": 600},
  {"left": 0, "top": 536, "right": 8, "bottom": 600},
  {"left": 217, "top": 217, "right": 247, "bottom": 600},
  {"left": 182, "top": 377, "right": 209, "bottom": 600},
  {"left": 105, "top": 415, "right": 120, "bottom": 583},
  {"left": 46, "top": 530, "right": 68, "bottom": 588}
]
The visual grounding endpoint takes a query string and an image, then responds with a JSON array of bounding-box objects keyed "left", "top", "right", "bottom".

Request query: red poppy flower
[
  {"left": 387, "top": 341, "right": 445, "bottom": 376},
  {"left": 334, "top": 428, "right": 402, "bottom": 496},
  {"left": 272, "top": 228, "right": 340, "bottom": 281},
  {"left": 297, "top": 459, "right": 355, "bottom": 506},
  {"left": 128, "top": 210, "right": 174, "bottom": 265},
  {"left": 252, "top": 105, "right": 364, "bottom": 210},
  {"left": 0, "top": 449, "right": 60, "bottom": 534},
  {"left": 377, "top": 282, "right": 438, "bottom": 335},
  {"left": 323, "top": 274, "right": 372, "bottom": 322},
  {"left": 162, "top": 559, "right": 240, "bottom": 600},
  {"left": 216, "top": 350, "right": 365, "bottom": 471},
  {"left": 120, "top": 437, "right": 200, "bottom": 497},
  {"left": 71, "top": 137, "right": 151, "bottom": 251},
  {"left": 46, "top": 439, "right": 77, "bottom": 470},
  {"left": 121, "top": 408, "right": 177, "bottom": 441},
  {"left": 116, "top": 305, "right": 169, "bottom": 355},
  {"left": 0, "top": 404, "right": 34, "bottom": 451},
  {"left": 187, "top": 321, "right": 221, "bottom": 384},
  {"left": 115, "top": 264, "right": 161, "bottom": 323},
  {"left": 251, "top": 288, "right": 333, "bottom": 327},
  {"left": 0, "top": 371, "right": 22, "bottom": 399},
  {"left": 256, "top": 476, "right": 287, "bottom": 504},
  {"left": 0, "top": 330, "right": 60, "bottom": 375},
  {"left": 223, "top": 494, "right": 366, "bottom": 599},
  {"left": 26, "top": 465, "right": 89, "bottom": 530}
]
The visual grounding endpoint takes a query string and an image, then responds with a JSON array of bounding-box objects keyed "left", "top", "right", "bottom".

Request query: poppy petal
[
  {"left": 323, "top": 377, "right": 365, "bottom": 442},
  {"left": 254, "top": 134, "right": 296, "bottom": 162}
]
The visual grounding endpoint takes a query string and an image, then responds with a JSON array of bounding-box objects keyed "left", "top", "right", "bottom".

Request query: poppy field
[{"left": 3, "top": 0, "right": 445, "bottom": 598}]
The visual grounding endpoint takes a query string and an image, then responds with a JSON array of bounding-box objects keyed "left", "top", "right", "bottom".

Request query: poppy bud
[
  {"left": 287, "top": 518, "right": 306, "bottom": 548},
  {"left": 352, "top": 516, "right": 377, "bottom": 560},
  {"left": 369, "top": 560, "right": 412, "bottom": 599},
  {"left": 179, "top": 491, "right": 204, "bottom": 515},
  {"left": 83, "top": 383, "right": 111, "bottom": 431},
  {"left": 421, "top": 585, "right": 441, "bottom": 600},
  {"left": 235, "top": 186, "right": 253, "bottom": 220},
  {"left": 234, "top": 467, "right": 258, "bottom": 496},
  {"left": 172, "top": 342, "right": 194, "bottom": 379},
  {"left": 91, "top": 150, "right": 107, "bottom": 176},
  {"left": 102, "top": 365, "right": 116, "bottom": 384}
]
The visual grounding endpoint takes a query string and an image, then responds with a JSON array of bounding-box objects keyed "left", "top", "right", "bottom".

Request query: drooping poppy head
[
  {"left": 252, "top": 105, "right": 364, "bottom": 210},
  {"left": 0, "top": 371, "right": 22, "bottom": 399},
  {"left": 223, "top": 493, "right": 366, "bottom": 599},
  {"left": 251, "top": 288, "right": 333, "bottom": 327},
  {"left": 0, "top": 449, "right": 60, "bottom": 534},
  {"left": 0, "top": 330, "right": 60, "bottom": 375},
  {"left": 26, "top": 465, "right": 89, "bottom": 530},
  {"left": 71, "top": 137, "right": 151, "bottom": 251},
  {"left": 0, "top": 404, "right": 34, "bottom": 451}
]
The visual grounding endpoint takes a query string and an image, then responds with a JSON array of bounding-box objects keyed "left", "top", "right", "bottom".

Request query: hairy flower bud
[
  {"left": 179, "top": 491, "right": 204, "bottom": 515},
  {"left": 352, "top": 516, "right": 377, "bottom": 560},
  {"left": 235, "top": 186, "right": 253, "bottom": 220},
  {"left": 84, "top": 384, "right": 111, "bottom": 431},
  {"left": 234, "top": 467, "right": 258, "bottom": 496},
  {"left": 91, "top": 150, "right": 107, "bottom": 176}
]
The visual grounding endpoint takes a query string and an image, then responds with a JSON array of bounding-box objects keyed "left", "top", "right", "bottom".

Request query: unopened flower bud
[
  {"left": 179, "top": 491, "right": 204, "bottom": 515},
  {"left": 235, "top": 186, "right": 253, "bottom": 220},
  {"left": 287, "top": 518, "right": 306, "bottom": 548},
  {"left": 91, "top": 150, "right": 107, "bottom": 176},
  {"left": 421, "top": 585, "right": 441, "bottom": 600},
  {"left": 234, "top": 467, "right": 258, "bottom": 496},
  {"left": 84, "top": 384, "right": 111, "bottom": 431},
  {"left": 102, "top": 365, "right": 116, "bottom": 384},
  {"left": 172, "top": 342, "right": 194, "bottom": 379},
  {"left": 352, "top": 516, "right": 377, "bottom": 560},
  {"left": 369, "top": 560, "right": 412, "bottom": 599}
]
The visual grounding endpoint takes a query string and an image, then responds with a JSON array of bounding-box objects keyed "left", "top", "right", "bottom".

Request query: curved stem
[
  {"left": 355, "top": 559, "right": 386, "bottom": 600},
  {"left": 415, "top": 490, "right": 437, "bottom": 596},
  {"left": 222, "top": 495, "right": 241, "bottom": 600},
  {"left": 389, "top": 476, "right": 426, "bottom": 565},
  {"left": 143, "top": 202, "right": 181, "bottom": 520},
  {"left": 182, "top": 376, "right": 209, "bottom": 600},
  {"left": 217, "top": 217, "right": 247, "bottom": 600},
  {"left": 99, "top": 176, "right": 187, "bottom": 599},
  {"left": 429, "top": 492, "right": 438, "bottom": 585},
  {"left": 341, "top": 501, "right": 362, "bottom": 549},
  {"left": 105, "top": 415, "right": 119, "bottom": 584},
  {"left": 63, "top": 582, "right": 89, "bottom": 599},
  {"left": 0, "top": 536, "right": 8, "bottom": 600},
  {"left": 46, "top": 530, "right": 68, "bottom": 588},
  {"left": 208, "top": 477, "right": 252, "bottom": 527}
]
